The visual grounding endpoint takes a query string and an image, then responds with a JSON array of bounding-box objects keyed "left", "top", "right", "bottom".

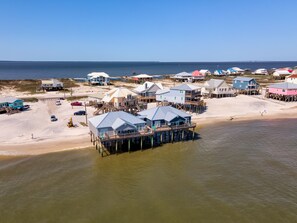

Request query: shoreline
[
  {"left": 1, "top": 114, "right": 297, "bottom": 157},
  {"left": 1, "top": 80, "right": 297, "bottom": 157}
]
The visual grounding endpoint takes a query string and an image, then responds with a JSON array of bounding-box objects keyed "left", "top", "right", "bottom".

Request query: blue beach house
[
  {"left": 0, "top": 97, "right": 24, "bottom": 110},
  {"left": 88, "top": 111, "right": 146, "bottom": 139},
  {"left": 233, "top": 77, "right": 259, "bottom": 93},
  {"left": 138, "top": 106, "right": 191, "bottom": 128}
]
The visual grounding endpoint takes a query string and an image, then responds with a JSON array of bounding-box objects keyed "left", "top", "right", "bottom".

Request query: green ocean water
[{"left": 0, "top": 119, "right": 297, "bottom": 223}]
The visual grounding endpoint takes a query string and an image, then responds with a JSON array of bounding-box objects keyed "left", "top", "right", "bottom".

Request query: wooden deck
[{"left": 99, "top": 123, "right": 196, "bottom": 142}]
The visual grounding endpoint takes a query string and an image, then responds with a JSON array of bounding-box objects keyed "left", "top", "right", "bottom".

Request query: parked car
[
  {"left": 20, "top": 105, "right": 30, "bottom": 111},
  {"left": 74, "top": 110, "right": 86, "bottom": 116},
  {"left": 71, "top": 101, "right": 83, "bottom": 106},
  {"left": 50, "top": 115, "right": 58, "bottom": 122},
  {"left": 55, "top": 100, "right": 61, "bottom": 105}
]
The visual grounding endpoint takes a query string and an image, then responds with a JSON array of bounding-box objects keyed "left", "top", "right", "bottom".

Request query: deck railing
[{"left": 99, "top": 123, "right": 196, "bottom": 141}]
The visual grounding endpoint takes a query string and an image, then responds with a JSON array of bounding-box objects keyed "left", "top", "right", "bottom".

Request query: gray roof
[
  {"left": 138, "top": 106, "right": 191, "bottom": 121},
  {"left": 233, "top": 77, "right": 255, "bottom": 82},
  {"left": 88, "top": 111, "right": 145, "bottom": 130},
  {"left": 269, "top": 82, "right": 297, "bottom": 89},
  {"left": 171, "top": 84, "right": 201, "bottom": 91},
  {"left": 0, "top": 96, "right": 20, "bottom": 104},
  {"left": 205, "top": 79, "right": 225, "bottom": 88},
  {"left": 173, "top": 72, "right": 192, "bottom": 77}
]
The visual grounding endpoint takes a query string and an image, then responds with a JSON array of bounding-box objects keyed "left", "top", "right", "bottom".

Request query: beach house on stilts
[
  {"left": 202, "top": 79, "right": 235, "bottom": 98},
  {"left": 88, "top": 106, "right": 197, "bottom": 156}
]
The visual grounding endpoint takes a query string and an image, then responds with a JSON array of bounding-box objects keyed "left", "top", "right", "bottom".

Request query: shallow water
[{"left": 0, "top": 119, "right": 297, "bottom": 223}]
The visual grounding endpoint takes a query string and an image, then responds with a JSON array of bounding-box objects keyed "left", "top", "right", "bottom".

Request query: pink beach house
[
  {"left": 268, "top": 82, "right": 297, "bottom": 96},
  {"left": 192, "top": 70, "right": 205, "bottom": 81}
]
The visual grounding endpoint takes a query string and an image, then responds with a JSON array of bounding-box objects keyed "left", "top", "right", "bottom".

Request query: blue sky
[{"left": 1, "top": 0, "right": 297, "bottom": 61}]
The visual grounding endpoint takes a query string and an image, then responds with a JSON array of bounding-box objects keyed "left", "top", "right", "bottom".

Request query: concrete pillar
[
  {"left": 140, "top": 137, "right": 143, "bottom": 151},
  {"left": 171, "top": 131, "right": 174, "bottom": 143},
  {"left": 182, "top": 130, "right": 184, "bottom": 140},
  {"left": 192, "top": 128, "right": 195, "bottom": 140},
  {"left": 160, "top": 133, "right": 163, "bottom": 144}
]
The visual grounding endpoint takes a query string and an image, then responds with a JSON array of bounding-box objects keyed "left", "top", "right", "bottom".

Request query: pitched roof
[
  {"left": 89, "top": 111, "right": 145, "bottom": 130},
  {"left": 205, "top": 79, "right": 225, "bottom": 88},
  {"left": 171, "top": 83, "right": 201, "bottom": 91},
  {"left": 138, "top": 106, "right": 190, "bottom": 121},
  {"left": 0, "top": 96, "right": 20, "bottom": 104},
  {"left": 172, "top": 72, "right": 192, "bottom": 78},
  {"left": 192, "top": 70, "right": 202, "bottom": 76},
  {"left": 132, "top": 74, "right": 153, "bottom": 79},
  {"left": 269, "top": 82, "right": 297, "bottom": 90},
  {"left": 273, "top": 70, "right": 291, "bottom": 75},
  {"left": 102, "top": 87, "right": 137, "bottom": 102},
  {"left": 133, "top": 82, "right": 163, "bottom": 94},
  {"left": 87, "top": 72, "right": 110, "bottom": 78},
  {"left": 214, "top": 69, "right": 226, "bottom": 75},
  {"left": 287, "top": 74, "right": 297, "bottom": 79},
  {"left": 233, "top": 77, "right": 255, "bottom": 82},
  {"left": 156, "top": 88, "right": 170, "bottom": 95}
]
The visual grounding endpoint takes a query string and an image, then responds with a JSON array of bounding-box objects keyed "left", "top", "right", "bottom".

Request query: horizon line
[{"left": 1, "top": 60, "right": 297, "bottom": 63}]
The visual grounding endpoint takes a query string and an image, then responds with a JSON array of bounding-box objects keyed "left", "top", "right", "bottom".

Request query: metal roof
[
  {"left": 138, "top": 106, "right": 191, "bottom": 121},
  {"left": 133, "top": 82, "right": 163, "bottom": 94},
  {"left": 156, "top": 88, "right": 170, "bottom": 95},
  {"left": 171, "top": 83, "right": 201, "bottom": 91},
  {"left": 172, "top": 72, "right": 192, "bottom": 78},
  {"left": 102, "top": 87, "right": 137, "bottom": 102},
  {"left": 88, "top": 111, "right": 145, "bottom": 130},
  {"left": 87, "top": 72, "right": 110, "bottom": 78},
  {"left": 233, "top": 77, "right": 255, "bottom": 82},
  {"left": 205, "top": 79, "right": 225, "bottom": 88},
  {"left": 269, "top": 82, "right": 297, "bottom": 90},
  {"left": 132, "top": 74, "right": 153, "bottom": 78}
]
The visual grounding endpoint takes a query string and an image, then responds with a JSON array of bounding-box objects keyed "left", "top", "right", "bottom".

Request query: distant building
[
  {"left": 138, "top": 106, "right": 192, "bottom": 128},
  {"left": 199, "top": 69, "right": 211, "bottom": 76},
  {"left": 133, "top": 81, "right": 163, "bottom": 102},
  {"left": 272, "top": 69, "right": 292, "bottom": 79},
  {"left": 156, "top": 83, "right": 201, "bottom": 104},
  {"left": 192, "top": 70, "right": 205, "bottom": 81},
  {"left": 41, "top": 79, "right": 63, "bottom": 91},
  {"left": 285, "top": 74, "right": 297, "bottom": 84},
  {"left": 171, "top": 72, "right": 193, "bottom": 82},
  {"left": 87, "top": 72, "right": 110, "bottom": 85},
  {"left": 213, "top": 69, "right": 227, "bottom": 76},
  {"left": 253, "top": 68, "right": 268, "bottom": 75},
  {"left": 232, "top": 77, "right": 259, "bottom": 94},
  {"left": 102, "top": 87, "right": 138, "bottom": 108},
  {"left": 0, "top": 96, "right": 24, "bottom": 110},
  {"left": 202, "top": 79, "right": 235, "bottom": 97},
  {"left": 131, "top": 74, "right": 153, "bottom": 83},
  {"left": 88, "top": 111, "right": 146, "bottom": 139},
  {"left": 227, "top": 67, "right": 244, "bottom": 75}
]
